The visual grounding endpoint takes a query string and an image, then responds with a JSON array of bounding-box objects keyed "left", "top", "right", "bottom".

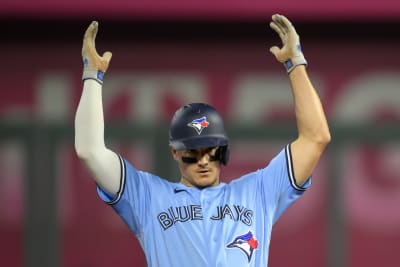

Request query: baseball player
[{"left": 75, "top": 14, "right": 330, "bottom": 266}]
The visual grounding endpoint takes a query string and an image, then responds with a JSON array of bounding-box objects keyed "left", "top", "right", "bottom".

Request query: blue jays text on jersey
[
  {"left": 96, "top": 144, "right": 311, "bottom": 267},
  {"left": 158, "top": 204, "right": 254, "bottom": 230}
]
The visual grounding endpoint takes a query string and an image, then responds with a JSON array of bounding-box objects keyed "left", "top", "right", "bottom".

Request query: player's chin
[{"left": 194, "top": 174, "right": 219, "bottom": 188}]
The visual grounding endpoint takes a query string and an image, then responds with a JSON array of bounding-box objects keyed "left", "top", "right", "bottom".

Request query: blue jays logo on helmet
[
  {"left": 187, "top": 116, "right": 210, "bottom": 135},
  {"left": 226, "top": 231, "right": 258, "bottom": 262}
]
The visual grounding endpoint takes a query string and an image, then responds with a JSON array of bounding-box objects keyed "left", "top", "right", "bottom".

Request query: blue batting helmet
[{"left": 169, "top": 103, "right": 230, "bottom": 165}]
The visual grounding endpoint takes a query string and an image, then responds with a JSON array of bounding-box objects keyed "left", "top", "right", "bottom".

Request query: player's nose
[{"left": 197, "top": 154, "right": 210, "bottom": 165}]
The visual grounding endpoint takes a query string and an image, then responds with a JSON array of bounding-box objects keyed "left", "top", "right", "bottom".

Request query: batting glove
[
  {"left": 269, "top": 14, "right": 307, "bottom": 74},
  {"left": 82, "top": 21, "right": 112, "bottom": 84}
]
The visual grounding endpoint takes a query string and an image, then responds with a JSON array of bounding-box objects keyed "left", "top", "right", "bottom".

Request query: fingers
[
  {"left": 102, "top": 51, "right": 113, "bottom": 64},
  {"left": 269, "top": 46, "right": 280, "bottom": 56},
  {"left": 270, "top": 21, "right": 285, "bottom": 39},
  {"left": 271, "top": 14, "right": 292, "bottom": 34},
  {"left": 83, "top": 21, "right": 99, "bottom": 54},
  {"left": 84, "top": 21, "right": 98, "bottom": 41},
  {"left": 275, "top": 14, "right": 293, "bottom": 30}
]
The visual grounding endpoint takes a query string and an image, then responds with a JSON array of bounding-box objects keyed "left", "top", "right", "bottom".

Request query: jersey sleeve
[
  {"left": 96, "top": 154, "right": 152, "bottom": 236},
  {"left": 258, "top": 144, "right": 312, "bottom": 224}
]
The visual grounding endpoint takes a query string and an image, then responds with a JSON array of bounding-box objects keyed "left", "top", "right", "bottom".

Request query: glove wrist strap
[
  {"left": 284, "top": 53, "right": 307, "bottom": 74},
  {"left": 82, "top": 69, "right": 104, "bottom": 85}
]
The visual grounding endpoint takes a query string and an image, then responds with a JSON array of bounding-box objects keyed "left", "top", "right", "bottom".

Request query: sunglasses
[{"left": 181, "top": 147, "right": 221, "bottom": 164}]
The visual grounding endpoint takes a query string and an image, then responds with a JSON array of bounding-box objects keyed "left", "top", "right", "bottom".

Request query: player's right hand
[{"left": 82, "top": 21, "right": 112, "bottom": 84}]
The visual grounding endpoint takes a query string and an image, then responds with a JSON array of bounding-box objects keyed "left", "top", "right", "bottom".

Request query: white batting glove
[
  {"left": 82, "top": 21, "right": 112, "bottom": 84},
  {"left": 269, "top": 14, "right": 307, "bottom": 74}
]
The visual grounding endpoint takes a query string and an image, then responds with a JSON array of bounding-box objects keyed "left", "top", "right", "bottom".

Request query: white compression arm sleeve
[{"left": 74, "top": 79, "right": 121, "bottom": 195}]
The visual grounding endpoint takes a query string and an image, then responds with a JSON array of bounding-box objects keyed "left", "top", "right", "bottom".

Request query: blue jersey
[{"left": 97, "top": 144, "right": 311, "bottom": 267}]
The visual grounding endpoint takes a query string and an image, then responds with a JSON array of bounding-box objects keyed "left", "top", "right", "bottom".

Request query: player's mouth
[{"left": 197, "top": 169, "right": 212, "bottom": 175}]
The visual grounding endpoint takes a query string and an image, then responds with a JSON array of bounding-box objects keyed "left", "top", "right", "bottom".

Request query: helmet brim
[{"left": 169, "top": 135, "right": 228, "bottom": 150}]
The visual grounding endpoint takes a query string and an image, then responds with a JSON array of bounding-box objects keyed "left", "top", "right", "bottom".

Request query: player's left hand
[
  {"left": 269, "top": 14, "right": 307, "bottom": 73},
  {"left": 82, "top": 21, "right": 112, "bottom": 84}
]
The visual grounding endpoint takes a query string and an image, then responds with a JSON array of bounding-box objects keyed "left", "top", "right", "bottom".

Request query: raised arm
[
  {"left": 269, "top": 14, "right": 331, "bottom": 186},
  {"left": 75, "top": 21, "right": 121, "bottom": 195}
]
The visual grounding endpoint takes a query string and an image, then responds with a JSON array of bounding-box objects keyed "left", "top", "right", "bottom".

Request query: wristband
[
  {"left": 82, "top": 57, "right": 104, "bottom": 84},
  {"left": 284, "top": 45, "right": 308, "bottom": 74},
  {"left": 82, "top": 70, "right": 104, "bottom": 84}
]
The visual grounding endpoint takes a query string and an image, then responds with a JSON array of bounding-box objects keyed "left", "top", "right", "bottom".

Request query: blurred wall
[{"left": 1, "top": 4, "right": 400, "bottom": 267}]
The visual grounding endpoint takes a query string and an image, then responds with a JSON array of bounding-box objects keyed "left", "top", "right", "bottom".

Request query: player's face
[{"left": 171, "top": 146, "right": 221, "bottom": 188}]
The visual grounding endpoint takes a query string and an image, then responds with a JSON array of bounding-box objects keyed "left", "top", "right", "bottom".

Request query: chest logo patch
[{"left": 227, "top": 231, "right": 258, "bottom": 262}]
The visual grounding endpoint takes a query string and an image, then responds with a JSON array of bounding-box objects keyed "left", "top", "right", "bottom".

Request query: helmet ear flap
[{"left": 218, "top": 145, "right": 230, "bottom": 165}]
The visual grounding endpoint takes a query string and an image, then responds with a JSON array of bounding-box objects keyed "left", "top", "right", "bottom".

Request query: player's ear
[{"left": 169, "top": 146, "right": 179, "bottom": 161}]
